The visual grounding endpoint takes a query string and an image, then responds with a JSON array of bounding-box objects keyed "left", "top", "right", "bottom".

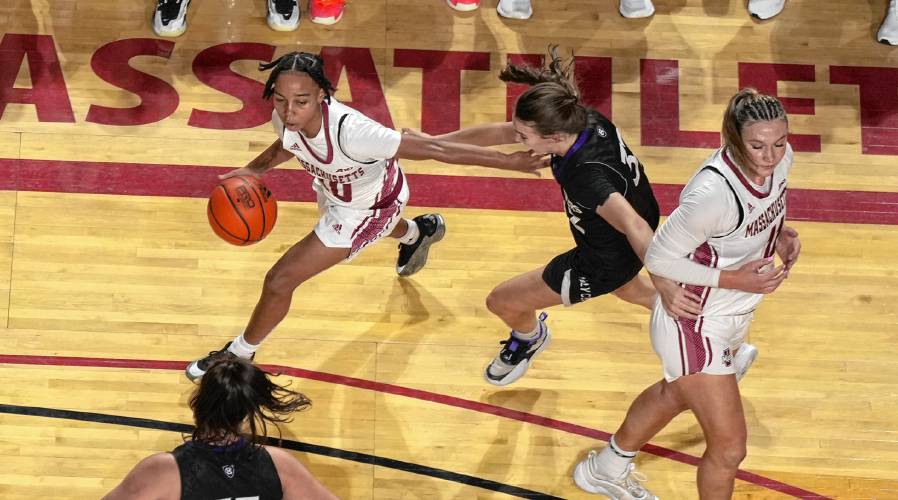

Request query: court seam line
[{"left": 0, "top": 353, "right": 832, "bottom": 499}]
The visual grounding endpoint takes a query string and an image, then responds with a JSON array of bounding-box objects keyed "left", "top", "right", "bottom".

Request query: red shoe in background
[{"left": 310, "top": 0, "right": 345, "bottom": 25}]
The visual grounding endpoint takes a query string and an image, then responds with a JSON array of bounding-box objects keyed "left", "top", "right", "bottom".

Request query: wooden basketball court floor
[{"left": 2, "top": 0, "right": 898, "bottom": 498}]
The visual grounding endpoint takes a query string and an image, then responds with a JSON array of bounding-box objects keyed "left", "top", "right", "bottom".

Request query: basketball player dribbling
[
  {"left": 572, "top": 89, "right": 801, "bottom": 499},
  {"left": 185, "top": 51, "right": 546, "bottom": 381}
]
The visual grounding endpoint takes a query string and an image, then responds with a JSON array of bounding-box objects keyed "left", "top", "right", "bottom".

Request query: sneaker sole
[
  {"left": 447, "top": 0, "right": 480, "bottom": 11},
  {"left": 153, "top": 24, "right": 187, "bottom": 37},
  {"left": 310, "top": 12, "right": 343, "bottom": 24},
  {"left": 397, "top": 215, "right": 446, "bottom": 277},
  {"left": 267, "top": 18, "right": 301, "bottom": 31},
  {"left": 483, "top": 330, "right": 552, "bottom": 386},
  {"left": 574, "top": 461, "right": 653, "bottom": 498}
]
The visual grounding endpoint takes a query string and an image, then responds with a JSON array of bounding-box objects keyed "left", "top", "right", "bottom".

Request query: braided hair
[
  {"left": 260, "top": 51, "right": 336, "bottom": 102},
  {"left": 500, "top": 45, "right": 587, "bottom": 136},
  {"left": 722, "top": 88, "right": 788, "bottom": 171}
]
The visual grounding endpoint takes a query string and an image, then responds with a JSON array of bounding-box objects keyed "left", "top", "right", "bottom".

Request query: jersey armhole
[
  {"left": 337, "top": 115, "right": 378, "bottom": 165},
  {"left": 702, "top": 166, "right": 743, "bottom": 238}
]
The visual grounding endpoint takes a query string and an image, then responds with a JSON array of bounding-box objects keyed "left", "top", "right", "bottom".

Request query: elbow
[{"left": 644, "top": 245, "right": 664, "bottom": 275}]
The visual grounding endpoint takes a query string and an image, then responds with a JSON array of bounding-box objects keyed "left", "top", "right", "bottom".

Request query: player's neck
[
  {"left": 300, "top": 111, "right": 324, "bottom": 138},
  {"left": 554, "top": 133, "right": 579, "bottom": 156}
]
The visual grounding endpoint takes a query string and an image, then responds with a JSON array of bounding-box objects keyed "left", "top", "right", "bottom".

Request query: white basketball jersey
[
  {"left": 684, "top": 145, "right": 793, "bottom": 316},
  {"left": 277, "top": 99, "right": 401, "bottom": 209}
]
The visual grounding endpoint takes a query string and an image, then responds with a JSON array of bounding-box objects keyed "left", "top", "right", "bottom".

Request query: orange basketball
[{"left": 207, "top": 175, "right": 277, "bottom": 246}]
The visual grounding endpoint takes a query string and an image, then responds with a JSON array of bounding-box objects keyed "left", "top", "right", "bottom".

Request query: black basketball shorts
[{"left": 541, "top": 248, "right": 643, "bottom": 306}]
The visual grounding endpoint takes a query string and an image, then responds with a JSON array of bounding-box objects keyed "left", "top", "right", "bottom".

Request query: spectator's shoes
[
  {"left": 619, "top": 0, "right": 655, "bottom": 19},
  {"left": 497, "top": 0, "right": 532, "bottom": 19},
  {"left": 267, "top": 0, "right": 300, "bottom": 31},
  {"left": 747, "top": 0, "right": 786, "bottom": 20},
  {"left": 447, "top": 0, "right": 480, "bottom": 12},
  {"left": 152, "top": 0, "right": 191, "bottom": 37},
  {"left": 878, "top": 0, "right": 898, "bottom": 45},
  {"left": 310, "top": 0, "right": 346, "bottom": 25}
]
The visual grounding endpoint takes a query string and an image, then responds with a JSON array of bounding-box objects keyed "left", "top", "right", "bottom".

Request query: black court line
[{"left": 0, "top": 404, "right": 565, "bottom": 500}]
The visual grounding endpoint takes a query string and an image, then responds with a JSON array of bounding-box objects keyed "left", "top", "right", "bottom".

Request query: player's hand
[
  {"left": 219, "top": 166, "right": 265, "bottom": 180},
  {"left": 775, "top": 226, "right": 801, "bottom": 273},
  {"left": 504, "top": 150, "right": 549, "bottom": 175},
  {"left": 721, "top": 258, "right": 786, "bottom": 294},
  {"left": 651, "top": 274, "right": 702, "bottom": 320}
]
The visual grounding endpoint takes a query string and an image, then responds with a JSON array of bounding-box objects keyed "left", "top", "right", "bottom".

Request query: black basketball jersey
[
  {"left": 550, "top": 110, "right": 660, "bottom": 274},
  {"left": 172, "top": 440, "right": 283, "bottom": 500}
]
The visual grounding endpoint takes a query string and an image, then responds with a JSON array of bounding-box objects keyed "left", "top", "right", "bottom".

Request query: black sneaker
[
  {"left": 152, "top": 0, "right": 191, "bottom": 37},
  {"left": 267, "top": 0, "right": 301, "bottom": 31},
  {"left": 185, "top": 342, "right": 254, "bottom": 382},
  {"left": 396, "top": 214, "right": 446, "bottom": 277},
  {"left": 484, "top": 312, "right": 551, "bottom": 386}
]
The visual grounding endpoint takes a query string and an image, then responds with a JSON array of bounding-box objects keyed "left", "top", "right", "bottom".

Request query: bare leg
[
  {"left": 673, "top": 374, "right": 746, "bottom": 499},
  {"left": 388, "top": 218, "right": 408, "bottom": 238},
  {"left": 485, "top": 267, "right": 562, "bottom": 332},
  {"left": 612, "top": 379, "right": 688, "bottom": 452},
  {"left": 611, "top": 273, "right": 656, "bottom": 311},
  {"left": 243, "top": 231, "right": 349, "bottom": 344}
]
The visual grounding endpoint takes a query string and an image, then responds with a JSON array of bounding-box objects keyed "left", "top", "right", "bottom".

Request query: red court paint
[
  {"left": 0, "top": 353, "right": 830, "bottom": 499},
  {"left": 0, "top": 158, "right": 896, "bottom": 225}
]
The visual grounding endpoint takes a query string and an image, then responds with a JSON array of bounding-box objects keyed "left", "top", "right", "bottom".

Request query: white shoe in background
[
  {"left": 619, "top": 0, "right": 655, "bottom": 19},
  {"left": 748, "top": 0, "right": 786, "bottom": 20},
  {"left": 497, "top": 0, "right": 533, "bottom": 19},
  {"left": 878, "top": 0, "right": 898, "bottom": 45}
]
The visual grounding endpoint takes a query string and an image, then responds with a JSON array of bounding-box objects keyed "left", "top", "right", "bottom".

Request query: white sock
[
  {"left": 398, "top": 218, "right": 420, "bottom": 245},
  {"left": 594, "top": 435, "right": 638, "bottom": 479},
  {"left": 512, "top": 320, "right": 541, "bottom": 341},
  {"left": 226, "top": 332, "right": 259, "bottom": 359}
]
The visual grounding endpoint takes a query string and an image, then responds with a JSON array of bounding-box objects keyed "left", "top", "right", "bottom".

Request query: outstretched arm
[
  {"left": 403, "top": 122, "right": 518, "bottom": 147},
  {"left": 395, "top": 131, "right": 547, "bottom": 173}
]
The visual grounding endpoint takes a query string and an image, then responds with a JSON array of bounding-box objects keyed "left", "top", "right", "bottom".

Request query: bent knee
[
  {"left": 705, "top": 443, "right": 747, "bottom": 469},
  {"left": 485, "top": 288, "right": 517, "bottom": 316},
  {"left": 263, "top": 267, "right": 304, "bottom": 296}
]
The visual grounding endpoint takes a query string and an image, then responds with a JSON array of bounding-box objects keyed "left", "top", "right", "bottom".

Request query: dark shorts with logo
[{"left": 541, "top": 247, "right": 643, "bottom": 306}]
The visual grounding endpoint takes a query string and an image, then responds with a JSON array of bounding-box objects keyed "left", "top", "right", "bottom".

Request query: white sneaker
[
  {"left": 573, "top": 453, "right": 658, "bottom": 500},
  {"left": 748, "top": 0, "right": 785, "bottom": 19},
  {"left": 267, "top": 0, "right": 300, "bottom": 31},
  {"left": 497, "top": 0, "right": 533, "bottom": 19},
  {"left": 734, "top": 343, "right": 758, "bottom": 383},
  {"left": 152, "top": 0, "right": 191, "bottom": 37},
  {"left": 619, "top": 0, "right": 655, "bottom": 18},
  {"left": 878, "top": 0, "right": 898, "bottom": 45}
]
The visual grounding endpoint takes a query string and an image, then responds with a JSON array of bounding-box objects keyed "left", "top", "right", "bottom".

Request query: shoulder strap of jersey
[
  {"left": 337, "top": 114, "right": 378, "bottom": 165},
  {"left": 701, "top": 165, "right": 743, "bottom": 238}
]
